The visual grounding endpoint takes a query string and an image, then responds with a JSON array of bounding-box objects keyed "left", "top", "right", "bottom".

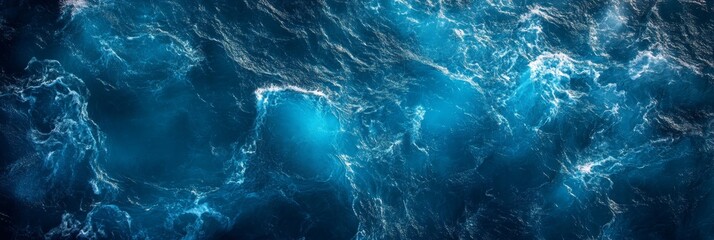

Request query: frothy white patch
[
  {"left": 574, "top": 156, "right": 618, "bottom": 177},
  {"left": 453, "top": 28, "right": 466, "bottom": 40},
  {"left": 628, "top": 50, "right": 670, "bottom": 79},
  {"left": 254, "top": 85, "right": 328, "bottom": 101},
  {"left": 515, "top": 52, "right": 601, "bottom": 127},
  {"left": 61, "top": 0, "right": 89, "bottom": 17},
  {"left": 577, "top": 162, "right": 596, "bottom": 174}
]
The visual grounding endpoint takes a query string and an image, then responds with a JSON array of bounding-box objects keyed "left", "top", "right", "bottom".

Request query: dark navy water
[{"left": 1, "top": 0, "right": 714, "bottom": 239}]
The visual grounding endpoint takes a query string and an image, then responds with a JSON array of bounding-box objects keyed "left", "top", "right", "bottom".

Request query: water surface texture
[{"left": 1, "top": 0, "right": 714, "bottom": 239}]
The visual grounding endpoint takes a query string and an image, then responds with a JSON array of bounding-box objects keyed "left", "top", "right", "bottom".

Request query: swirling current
[{"left": 1, "top": 0, "right": 714, "bottom": 239}]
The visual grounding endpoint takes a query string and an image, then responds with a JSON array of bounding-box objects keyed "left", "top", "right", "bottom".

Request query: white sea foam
[
  {"left": 61, "top": 0, "right": 89, "bottom": 17},
  {"left": 254, "top": 85, "right": 328, "bottom": 101}
]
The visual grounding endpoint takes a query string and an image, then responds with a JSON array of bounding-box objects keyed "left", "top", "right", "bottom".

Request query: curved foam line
[{"left": 254, "top": 85, "right": 328, "bottom": 101}]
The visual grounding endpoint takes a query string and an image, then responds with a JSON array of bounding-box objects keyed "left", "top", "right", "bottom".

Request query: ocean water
[{"left": 1, "top": 0, "right": 713, "bottom": 239}]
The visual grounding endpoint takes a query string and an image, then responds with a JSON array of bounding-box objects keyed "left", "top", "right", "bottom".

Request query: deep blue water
[{"left": 1, "top": 0, "right": 714, "bottom": 239}]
